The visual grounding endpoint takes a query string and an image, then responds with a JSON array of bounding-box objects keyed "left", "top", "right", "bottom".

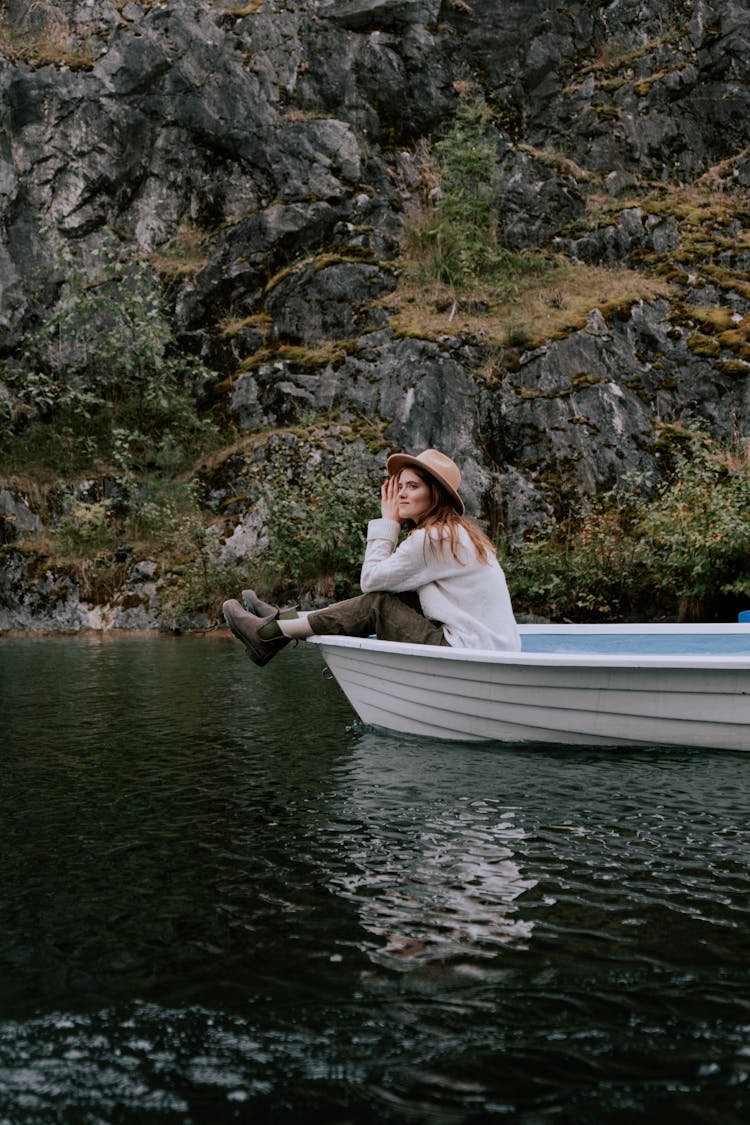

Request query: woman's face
[{"left": 397, "top": 468, "right": 432, "bottom": 523}]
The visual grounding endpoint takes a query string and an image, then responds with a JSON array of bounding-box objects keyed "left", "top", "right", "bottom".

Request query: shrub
[
  {"left": 404, "top": 97, "right": 545, "bottom": 296},
  {"left": 159, "top": 517, "right": 248, "bottom": 620},
  {"left": 637, "top": 439, "right": 750, "bottom": 603},
  {"left": 502, "top": 435, "right": 750, "bottom": 621},
  {"left": 2, "top": 232, "right": 221, "bottom": 477},
  {"left": 250, "top": 448, "right": 380, "bottom": 601},
  {"left": 56, "top": 499, "right": 117, "bottom": 555},
  {"left": 501, "top": 507, "right": 651, "bottom": 622}
]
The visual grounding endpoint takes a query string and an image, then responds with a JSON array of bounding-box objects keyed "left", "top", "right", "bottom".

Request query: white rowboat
[{"left": 307, "top": 623, "right": 750, "bottom": 751}]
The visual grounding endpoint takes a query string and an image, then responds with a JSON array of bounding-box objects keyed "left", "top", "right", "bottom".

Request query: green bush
[
  {"left": 56, "top": 499, "right": 118, "bottom": 555},
  {"left": 503, "top": 435, "right": 750, "bottom": 621},
  {"left": 251, "top": 449, "right": 379, "bottom": 600},
  {"left": 638, "top": 442, "right": 750, "bottom": 603},
  {"left": 502, "top": 507, "right": 651, "bottom": 621},
  {"left": 159, "top": 517, "right": 248, "bottom": 620},
  {"left": 2, "top": 232, "right": 221, "bottom": 476},
  {"left": 405, "top": 98, "right": 545, "bottom": 295}
]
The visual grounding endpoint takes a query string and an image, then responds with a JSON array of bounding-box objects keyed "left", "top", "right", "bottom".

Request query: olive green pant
[{"left": 307, "top": 590, "right": 449, "bottom": 646}]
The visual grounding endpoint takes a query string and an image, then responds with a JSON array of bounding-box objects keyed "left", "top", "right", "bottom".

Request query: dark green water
[{"left": 1, "top": 635, "right": 749, "bottom": 1124}]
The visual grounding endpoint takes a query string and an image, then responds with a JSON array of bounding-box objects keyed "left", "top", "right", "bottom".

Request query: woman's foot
[
  {"left": 241, "top": 589, "right": 279, "bottom": 618},
  {"left": 223, "top": 600, "right": 291, "bottom": 667}
]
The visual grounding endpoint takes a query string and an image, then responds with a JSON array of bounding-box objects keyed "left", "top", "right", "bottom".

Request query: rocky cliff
[{"left": 2, "top": 0, "right": 750, "bottom": 630}]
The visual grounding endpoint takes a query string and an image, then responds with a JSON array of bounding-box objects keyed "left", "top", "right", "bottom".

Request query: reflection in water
[{"left": 329, "top": 743, "right": 536, "bottom": 963}]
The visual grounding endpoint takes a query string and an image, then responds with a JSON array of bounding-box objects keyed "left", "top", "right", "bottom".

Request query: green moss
[
  {"left": 264, "top": 251, "right": 379, "bottom": 296},
  {"left": 593, "top": 102, "right": 620, "bottom": 119},
  {"left": 653, "top": 422, "right": 696, "bottom": 450},
  {"left": 570, "top": 372, "right": 603, "bottom": 388},
  {"left": 312, "top": 251, "right": 376, "bottom": 271},
  {"left": 599, "top": 76, "right": 627, "bottom": 92},
  {"left": 519, "top": 386, "right": 574, "bottom": 400},
  {"left": 716, "top": 360, "right": 750, "bottom": 377},
  {"left": 633, "top": 70, "right": 670, "bottom": 96}
]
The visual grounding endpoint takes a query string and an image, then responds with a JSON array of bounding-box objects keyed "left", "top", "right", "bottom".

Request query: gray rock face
[
  {"left": 0, "top": 489, "right": 41, "bottom": 542},
  {"left": 0, "top": 548, "right": 97, "bottom": 632},
  {"left": 2, "top": 0, "right": 750, "bottom": 628},
  {"left": 318, "top": 0, "right": 442, "bottom": 30},
  {"left": 266, "top": 261, "right": 395, "bottom": 342}
]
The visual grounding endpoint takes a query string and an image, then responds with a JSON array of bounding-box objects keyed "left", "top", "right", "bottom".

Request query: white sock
[{"left": 278, "top": 615, "right": 314, "bottom": 639}]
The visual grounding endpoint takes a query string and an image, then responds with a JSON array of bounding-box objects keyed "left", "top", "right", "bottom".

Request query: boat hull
[{"left": 308, "top": 625, "right": 750, "bottom": 750}]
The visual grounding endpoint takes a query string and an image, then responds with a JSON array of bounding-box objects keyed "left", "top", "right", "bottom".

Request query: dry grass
[
  {"left": 516, "top": 144, "right": 599, "bottom": 184},
  {"left": 385, "top": 262, "right": 673, "bottom": 351},
  {"left": 282, "top": 108, "right": 327, "bottom": 123},
  {"left": 147, "top": 226, "right": 210, "bottom": 282},
  {"left": 215, "top": 1, "right": 266, "bottom": 15},
  {"left": 218, "top": 312, "right": 272, "bottom": 339},
  {"left": 0, "top": 6, "right": 97, "bottom": 70}
]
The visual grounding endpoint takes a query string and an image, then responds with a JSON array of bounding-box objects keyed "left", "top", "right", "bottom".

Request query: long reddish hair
[{"left": 400, "top": 465, "right": 495, "bottom": 565}]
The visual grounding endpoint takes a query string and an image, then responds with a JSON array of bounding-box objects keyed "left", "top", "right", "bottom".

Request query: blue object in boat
[
  {"left": 739, "top": 611, "right": 750, "bottom": 622},
  {"left": 521, "top": 631, "right": 750, "bottom": 654}
]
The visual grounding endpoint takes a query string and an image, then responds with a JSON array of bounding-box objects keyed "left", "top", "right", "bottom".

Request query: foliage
[
  {"left": 501, "top": 505, "right": 651, "bottom": 621},
  {"left": 56, "top": 499, "right": 118, "bottom": 555},
  {"left": 637, "top": 440, "right": 750, "bottom": 602},
  {"left": 404, "top": 97, "right": 545, "bottom": 296},
  {"left": 502, "top": 435, "right": 750, "bottom": 621},
  {"left": 2, "top": 232, "right": 221, "bottom": 479},
  {"left": 250, "top": 447, "right": 380, "bottom": 600},
  {"left": 0, "top": 230, "right": 231, "bottom": 620},
  {"left": 158, "top": 515, "right": 249, "bottom": 621}
]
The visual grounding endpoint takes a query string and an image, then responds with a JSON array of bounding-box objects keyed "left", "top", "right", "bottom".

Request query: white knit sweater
[{"left": 360, "top": 518, "right": 521, "bottom": 651}]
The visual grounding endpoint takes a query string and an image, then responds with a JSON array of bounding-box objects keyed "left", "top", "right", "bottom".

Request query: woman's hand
[{"left": 381, "top": 474, "right": 400, "bottom": 521}]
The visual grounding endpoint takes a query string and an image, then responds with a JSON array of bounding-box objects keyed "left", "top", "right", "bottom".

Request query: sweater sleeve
[{"left": 360, "top": 520, "right": 466, "bottom": 593}]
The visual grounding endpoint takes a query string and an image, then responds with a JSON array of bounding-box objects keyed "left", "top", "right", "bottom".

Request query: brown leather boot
[
  {"left": 223, "top": 599, "right": 291, "bottom": 667},
  {"left": 241, "top": 589, "right": 279, "bottom": 617}
]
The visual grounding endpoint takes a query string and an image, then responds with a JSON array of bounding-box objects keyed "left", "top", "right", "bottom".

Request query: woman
[{"left": 223, "top": 448, "right": 520, "bottom": 666}]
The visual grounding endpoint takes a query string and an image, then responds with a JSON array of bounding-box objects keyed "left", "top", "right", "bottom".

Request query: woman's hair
[{"left": 401, "top": 466, "right": 495, "bottom": 565}]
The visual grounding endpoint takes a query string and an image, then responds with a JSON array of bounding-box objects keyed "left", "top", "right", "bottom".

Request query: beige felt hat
[{"left": 385, "top": 448, "right": 465, "bottom": 514}]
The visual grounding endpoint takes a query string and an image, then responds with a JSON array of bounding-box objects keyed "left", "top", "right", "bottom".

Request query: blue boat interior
[{"left": 521, "top": 632, "right": 750, "bottom": 655}]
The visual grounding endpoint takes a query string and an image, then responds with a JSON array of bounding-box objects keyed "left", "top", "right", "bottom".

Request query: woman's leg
[
  {"left": 306, "top": 591, "right": 448, "bottom": 646},
  {"left": 224, "top": 590, "right": 447, "bottom": 668}
]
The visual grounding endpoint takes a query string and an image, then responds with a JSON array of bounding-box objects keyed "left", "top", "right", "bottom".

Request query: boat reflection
[{"left": 326, "top": 735, "right": 537, "bottom": 967}]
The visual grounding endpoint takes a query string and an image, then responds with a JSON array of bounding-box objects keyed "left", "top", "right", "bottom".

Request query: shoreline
[{"left": 0, "top": 626, "right": 230, "bottom": 640}]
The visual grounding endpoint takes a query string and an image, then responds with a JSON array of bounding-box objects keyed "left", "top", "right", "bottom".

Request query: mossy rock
[
  {"left": 687, "top": 332, "right": 720, "bottom": 357},
  {"left": 717, "top": 328, "right": 750, "bottom": 352},
  {"left": 653, "top": 423, "right": 697, "bottom": 451},
  {"left": 570, "top": 372, "right": 603, "bottom": 388},
  {"left": 716, "top": 359, "right": 750, "bottom": 377},
  {"left": 593, "top": 102, "right": 620, "bottom": 119}
]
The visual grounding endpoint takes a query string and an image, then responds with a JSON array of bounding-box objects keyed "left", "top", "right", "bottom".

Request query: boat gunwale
[{"left": 307, "top": 624, "right": 750, "bottom": 671}]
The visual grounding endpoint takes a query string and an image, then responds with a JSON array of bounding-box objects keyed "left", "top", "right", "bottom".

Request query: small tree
[{"left": 405, "top": 97, "right": 544, "bottom": 295}]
